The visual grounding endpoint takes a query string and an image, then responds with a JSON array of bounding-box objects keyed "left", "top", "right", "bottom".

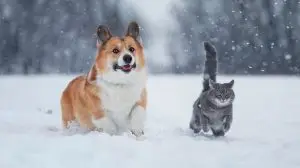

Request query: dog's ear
[
  {"left": 126, "top": 21, "right": 140, "bottom": 39},
  {"left": 97, "top": 25, "right": 112, "bottom": 43}
]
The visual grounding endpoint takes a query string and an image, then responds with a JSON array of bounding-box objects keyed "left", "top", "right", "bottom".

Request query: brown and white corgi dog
[{"left": 60, "top": 22, "right": 147, "bottom": 138}]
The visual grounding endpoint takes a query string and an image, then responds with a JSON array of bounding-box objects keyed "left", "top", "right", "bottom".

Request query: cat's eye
[
  {"left": 216, "top": 95, "right": 222, "bottom": 98},
  {"left": 225, "top": 95, "right": 230, "bottom": 99}
]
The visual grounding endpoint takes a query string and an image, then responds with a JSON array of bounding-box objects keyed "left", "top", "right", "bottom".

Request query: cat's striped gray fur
[{"left": 189, "top": 42, "right": 235, "bottom": 136}]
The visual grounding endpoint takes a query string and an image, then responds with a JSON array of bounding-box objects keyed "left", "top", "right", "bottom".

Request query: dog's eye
[
  {"left": 129, "top": 47, "right": 135, "bottom": 53},
  {"left": 112, "top": 48, "right": 120, "bottom": 54}
]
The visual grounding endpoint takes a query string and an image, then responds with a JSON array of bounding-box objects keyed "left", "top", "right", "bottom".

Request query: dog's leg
[
  {"left": 128, "top": 89, "right": 147, "bottom": 138},
  {"left": 91, "top": 110, "right": 117, "bottom": 135},
  {"left": 92, "top": 117, "right": 117, "bottom": 135},
  {"left": 128, "top": 105, "right": 146, "bottom": 137},
  {"left": 60, "top": 93, "right": 76, "bottom": 129}
]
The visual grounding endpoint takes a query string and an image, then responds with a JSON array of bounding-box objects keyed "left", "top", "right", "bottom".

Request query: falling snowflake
[{"left": 284, "top": 54, "right": 292, "bottom": 60}]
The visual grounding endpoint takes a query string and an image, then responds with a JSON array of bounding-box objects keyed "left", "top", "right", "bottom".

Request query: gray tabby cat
[{"left": 189, "top": 41, "right": 235, "bottom": 137}]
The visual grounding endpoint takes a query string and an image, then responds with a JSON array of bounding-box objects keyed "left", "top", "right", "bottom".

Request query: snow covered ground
[{"left": 0, "top": 74, "right": 299, "bottom": 168}]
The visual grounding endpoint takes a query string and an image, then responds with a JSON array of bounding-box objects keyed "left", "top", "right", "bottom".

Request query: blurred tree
[
  {"left": 0, "top": 0, "right": 299, "bottom": 75},
  {"left": 170, "top": 0, "right": 300, "bottom": 75}
]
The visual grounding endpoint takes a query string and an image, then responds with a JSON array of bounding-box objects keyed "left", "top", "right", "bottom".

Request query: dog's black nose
[{"left": 123, "top": 54, "right": 132, "bottom": 64}]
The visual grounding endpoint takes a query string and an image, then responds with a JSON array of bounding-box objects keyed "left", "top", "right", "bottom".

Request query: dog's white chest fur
[
  {"left": 100, "top": 82, "right": 142, "bottom": 117},
  {"left": 93, "top": 69, "right": 146, "bottom": 134}
]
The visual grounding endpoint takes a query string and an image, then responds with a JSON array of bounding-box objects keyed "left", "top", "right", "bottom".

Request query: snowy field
[{"left": 0, "top": 74, "right": 299, "bottom": 168}]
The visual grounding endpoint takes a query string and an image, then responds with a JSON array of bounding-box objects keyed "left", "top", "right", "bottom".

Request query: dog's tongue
[{"left": 121, "top": 65, "right": 131, "bottom": 70}]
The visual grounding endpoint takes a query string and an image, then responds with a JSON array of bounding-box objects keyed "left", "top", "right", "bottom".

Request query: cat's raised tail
[{"left": 202, "top": 41, "right": 218, "bottom": 92}]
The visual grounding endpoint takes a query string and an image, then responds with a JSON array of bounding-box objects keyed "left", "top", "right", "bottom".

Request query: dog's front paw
[
  {"left": 128, "top": 105, "right": 146, "bottom": 137},
  {"left": 92, "top": 117, "right": 118, "bottom": 135},
  {"left": 127, "top": 130, "right": 146, "bottom": 141},
  {"left": 131, "top": 129, "right": 144, "bottom": 137},
  {"left": 93, "top": 127, "right": 104, "bottom": 132}
]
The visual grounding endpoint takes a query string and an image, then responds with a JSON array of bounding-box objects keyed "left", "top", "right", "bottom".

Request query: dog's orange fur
[{"left": 60, "top": 22, "right": 147, "bottom": 131}]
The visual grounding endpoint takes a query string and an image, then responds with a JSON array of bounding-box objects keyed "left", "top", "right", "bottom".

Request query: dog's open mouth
[
  {"left": 121, "top": 65, "right": 132, "bottom": 71},
  {"left": 113, "top": 63, "right": 137, "bottom": 73}
]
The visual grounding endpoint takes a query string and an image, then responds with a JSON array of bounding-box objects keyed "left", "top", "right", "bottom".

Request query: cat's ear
[
  {"left": 225, "top": 80, "right": 234, "bottom": 88},
  {"left": 209, "top": 79, "right": 216, "bottom": 89}
]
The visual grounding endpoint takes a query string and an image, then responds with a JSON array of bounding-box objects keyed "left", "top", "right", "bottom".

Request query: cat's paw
[
  {"left": 212, "top": 129, "right": 225, "bottom": 137},
  {"left": 201, "top": 116, "right": 209, "bottom": 132},
  {"left": 193, "top": 128, "right": 201, "bottom": 134},
  {"left": 223, "top": 116, "right": 232, "bottom": 132},
  {"left": 189, "top": 122, "right": 201, "bottom": 133},
  {"left": 202, "top": 124, "right": 209, "bottom": 132},
  {"left": 223, "top": 123, "right": 231, "bottom": 132}
]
